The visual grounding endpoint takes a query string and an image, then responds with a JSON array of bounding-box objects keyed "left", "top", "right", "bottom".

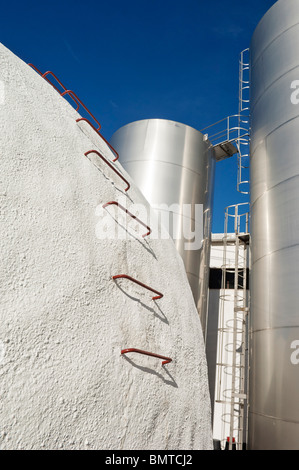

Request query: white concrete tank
[{"left": 0, "top": 43, "right": 212, "bottom": 450}]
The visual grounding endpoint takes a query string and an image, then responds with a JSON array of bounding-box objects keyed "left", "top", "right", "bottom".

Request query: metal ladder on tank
[
  {"left": 215, "top": 203, "right": 250, "bottom": 450},
  {"left": 237, "top": 48, "right": 250, "bottom": 195},
  {"left": 200, "top": 48, "right": 250, "bottom": 189}
]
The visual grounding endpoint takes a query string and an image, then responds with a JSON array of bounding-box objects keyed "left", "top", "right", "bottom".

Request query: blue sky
[{"left": 0, "top": 0, "right": 277, "bottom": 232}]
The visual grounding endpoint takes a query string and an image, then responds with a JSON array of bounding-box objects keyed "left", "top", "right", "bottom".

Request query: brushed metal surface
[
  {"left": 111, "top": 119, "right": 215, "bottom": 337},
  {"left": 249, "top": 0, "right": 299, "bottom": 449},
  {"left": 249, "top": 327, "right": 299, "bottom": 449}
]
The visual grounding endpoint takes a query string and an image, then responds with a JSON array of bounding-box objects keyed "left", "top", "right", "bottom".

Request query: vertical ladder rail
[{"left": 237, "top": 48, "right": 250, "bottom": 195}]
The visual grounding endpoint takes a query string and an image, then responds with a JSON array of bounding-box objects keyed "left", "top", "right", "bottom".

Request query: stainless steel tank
[
  {"left": 249, "top": 0, "right": 299, "bottom": 449},
  {"left": 110, "top": 119, "right": 216, "bottom": 338}
]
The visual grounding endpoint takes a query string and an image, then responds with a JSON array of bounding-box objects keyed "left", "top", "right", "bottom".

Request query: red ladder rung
[
  {"left": 61, "top": 89, "right": 101, "bottom": 131},
  {"left": 78, "top": 118, "right": 119, "bottom": 161},
  {"left": 28, "top": 63, "right": 43, "bottom": 76},
  {"left": 103, "top": 201, "right": 151, "bottom": 238},
  {"left": 84, "top": 150, "right": 129, "bottom": 191},
  {"left": 121, "top": 348, "right": 172, "bottom": 365},
  {"left": 44, "top": 74, "right": 81, "bottom": 111},
  {"left": 112, "top": 274, "right": 163, "bottom": 300},
  {"left": 28, "top": 64, "right": 68, "bottom": 96},
  {"left": 28, "top": 63, "right": 102, "bottom": 131},
  {"left": 42, "top": 70, "right": 67, "bottom": 94}
]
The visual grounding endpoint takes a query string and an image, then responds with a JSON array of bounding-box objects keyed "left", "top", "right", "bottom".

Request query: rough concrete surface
[{"left": 0, "top": 43, "right": 212, "bottom": 450}]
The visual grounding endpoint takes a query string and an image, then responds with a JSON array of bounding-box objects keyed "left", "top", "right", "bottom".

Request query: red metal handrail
[
  {"left": 103, "top": 202, "right": 151, "bottom": 238},
  {"left": 61, "top": 90, "right": 101, "bottom": 131},
  {"left": 84, "top": 150, "right": 130, "bottom": 191},
  {"left": 77, "top": 118, "right": 119, "bottom": 162},
  {"left": 112, "top": 274, "right": 163, "bottom": 300},
  {"left": 121, "top": 348, "right": 172, "bottom": 365}
]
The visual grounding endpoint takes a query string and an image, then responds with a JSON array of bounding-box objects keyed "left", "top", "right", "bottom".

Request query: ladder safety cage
[{"left": 215, "top": 202, "right": 250, "bottom": 450}]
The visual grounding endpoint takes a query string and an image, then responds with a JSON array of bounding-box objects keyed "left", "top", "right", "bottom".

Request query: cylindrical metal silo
[
  {"left": 110, "top": 119, "right": 216, "bottom": 338},
  {"left": 249, "top": 0, "right": 299, "bottom": 449}
]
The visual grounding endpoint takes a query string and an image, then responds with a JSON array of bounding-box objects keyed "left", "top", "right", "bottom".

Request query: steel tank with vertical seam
[
  {"left": 249, "top": 0, "right": 299, "bottom": 449},
  {"left": 110, "top": 119, "right": 216, "bottom": 338}
]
